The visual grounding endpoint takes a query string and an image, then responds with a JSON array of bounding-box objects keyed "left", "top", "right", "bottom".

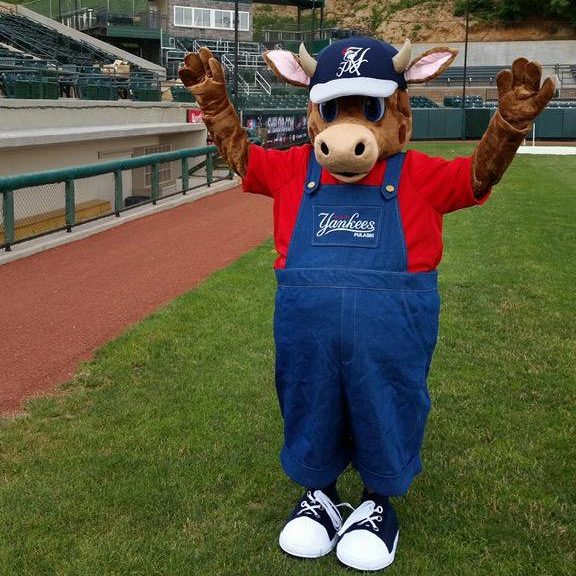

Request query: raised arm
[
  {"left": 472, "top": 58, "right": 555, "bottom": 197},
  {"left": 179, "top": 48, "right": 250, "bottom": 178}
]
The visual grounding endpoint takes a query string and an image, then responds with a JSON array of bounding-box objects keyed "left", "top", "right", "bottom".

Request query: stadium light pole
[
  {"left": 461, "top": 1, "right": 470, "bottom": 140},
  {"left": 233, "top": 0, "right": 239, "bottom": 109}
]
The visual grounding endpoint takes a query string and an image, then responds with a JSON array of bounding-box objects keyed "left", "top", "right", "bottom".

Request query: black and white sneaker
[
  {"left": 279, "top": 490, "right": 352, "bottom": 559},
  {"left": 336, "top": 498, "right": 399, "bottom": 571}
]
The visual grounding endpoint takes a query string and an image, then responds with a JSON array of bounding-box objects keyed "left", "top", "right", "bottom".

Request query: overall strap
[
  {"left": 304, "top": 149, "right": 322, "bottom": 195},
  {"left": 380, "top": 152, "right": 405, "bottom": 200}
]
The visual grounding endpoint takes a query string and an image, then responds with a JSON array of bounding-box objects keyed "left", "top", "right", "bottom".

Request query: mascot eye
[
  {"left": 319, "top": 99, "right": 339, "bottom": 122},
  {"left": 363, "top": 97, "right": 386, "bottom": 122}
]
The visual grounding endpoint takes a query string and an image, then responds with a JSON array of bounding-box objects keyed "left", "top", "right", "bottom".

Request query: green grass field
[{"left": 1, "top": 143, "right": 574, "bottom": 575}]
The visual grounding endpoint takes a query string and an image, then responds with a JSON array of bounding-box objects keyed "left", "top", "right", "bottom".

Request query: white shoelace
[
  {"left": 337, "top": 500, "right": 383, "bottom": 536},
  {"left": 297, "top": 490, "right": 354, "bottom": 531}
]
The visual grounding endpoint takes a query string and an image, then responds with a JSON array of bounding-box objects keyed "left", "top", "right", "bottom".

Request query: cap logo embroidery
[{"left": 336, "top": 47, "right": 370, "bottom": 77}]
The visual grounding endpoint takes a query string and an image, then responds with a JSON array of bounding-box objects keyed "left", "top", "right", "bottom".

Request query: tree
[
  {"left": 369, "top": 5, "right": 386, "bottom": 36},
  {"left": 454, "top": 0, "right": 576, "bottom": 25}
]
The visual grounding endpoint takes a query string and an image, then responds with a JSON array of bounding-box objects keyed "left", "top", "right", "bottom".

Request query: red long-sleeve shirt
[{"left": 242, "top": 143, "right": 490, "bottom": 271}]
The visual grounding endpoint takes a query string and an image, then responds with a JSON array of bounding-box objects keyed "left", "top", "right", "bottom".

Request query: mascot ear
[
  {"left": 263, "top": 49, "right": 311, "bottom": 88},
  {"left": 405, "top": 47, "right": 458, "bottom": 84}
]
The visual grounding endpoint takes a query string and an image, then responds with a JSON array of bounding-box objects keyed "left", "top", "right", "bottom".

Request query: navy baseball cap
[{"left": 309, "top": 37, "right": 408, "bottom": 103}]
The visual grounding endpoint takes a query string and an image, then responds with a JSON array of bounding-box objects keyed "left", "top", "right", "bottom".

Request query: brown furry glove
[
  {"left": 179, "top": 47, "right": 249, "bottom": 177},
  {"left": 472, "top": 58, "right": 555, "bottom": 197}
]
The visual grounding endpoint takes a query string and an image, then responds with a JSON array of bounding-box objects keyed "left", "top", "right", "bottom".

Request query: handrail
[
  {"left": 0, "top": 145, "right": 217, "bottom": 192},
  {"left": 192, "top": 38, "right": 263, "bottom": 55},
  {"left": 0, "top": 144, "right": 231, "bottom": 251},
  {"left": 261, "top": 28, "right": 338, "bottom": 43},
  {"left": 255, "top": 70, "right": 271, "bottom": 95},
  {"left": 221, "top": 54, "right": 251, "bottom": 94},
  {"left": 220, "top": 53, "right": 233, "bottom": 72}
]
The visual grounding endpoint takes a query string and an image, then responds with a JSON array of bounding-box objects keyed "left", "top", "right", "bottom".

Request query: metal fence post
[
  {"left": 151, "top": 163, "right": 160, "bottom": 204},
  {"left": 2, "top": 191, "right": 15, "bottom": 251},
  {"left": 65, "top": 180, "right": 75, "bottom": 232},
  {"left": 206, "top": 152, "right": 213, "bottom": 187},
  {"left": 114, "top": 170, "right": 123, "bottom": 216},
  {"left": 181, "top": 157, "right": 189, "bottom": 195}
]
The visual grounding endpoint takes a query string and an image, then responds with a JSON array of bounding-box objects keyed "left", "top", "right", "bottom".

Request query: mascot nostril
[{"left": 180, "top": 33, "right": 555, "bottom": 573}]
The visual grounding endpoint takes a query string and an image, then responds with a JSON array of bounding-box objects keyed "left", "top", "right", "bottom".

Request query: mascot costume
[{"left": 180, "top": 37, "right": 553, "bottom": 571}]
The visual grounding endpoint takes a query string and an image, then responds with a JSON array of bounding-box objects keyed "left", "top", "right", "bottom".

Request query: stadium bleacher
[
  {"left": 236, "top": 91, "right": 308, "bottom": 110},
  {"left": 0, "top": 9, "right": 161, "bottom": 101},
  {"left": 444, "top": 95, "right": 485, "bottom": 108},
  {"left": 431, "top": 66, "right": 507, "bottom": 86},
  {"left": 546, "top": 100, "right": 576, "bottom": 108},
  {"left": 0, "top": 11, "right": 111, "bottom": 67},
  {"left": 410, "top": 96, "right": 438, "bottom": 108},
  {"left": 443, "top": 94, "right": 574, "bottom": 109},
  {"left": 236, "top": 94, "right": 442, "bottom": 111},
  {"left": 0, "top": 6, "right": 574, "bottom": 111}
]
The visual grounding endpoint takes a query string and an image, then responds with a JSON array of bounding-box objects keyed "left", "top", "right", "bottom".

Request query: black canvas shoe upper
[
  {"left": 337, "top": 497, "right": 399, "bottom": 553},
  {"left": 287, "top": 490, "right": 347, "bottom": 540}
]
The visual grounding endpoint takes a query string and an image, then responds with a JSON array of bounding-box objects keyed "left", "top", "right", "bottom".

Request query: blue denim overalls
[{"left": 274, "top": 151, "right": 440, "bottom": 496}]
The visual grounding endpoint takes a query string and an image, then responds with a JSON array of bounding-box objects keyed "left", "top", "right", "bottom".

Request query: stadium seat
[
  {"left": 171, "top": 86, "right": 195, "bottom": 102},
  {"left": 0, "top": 10, "right": 161, "bottom": 102}
]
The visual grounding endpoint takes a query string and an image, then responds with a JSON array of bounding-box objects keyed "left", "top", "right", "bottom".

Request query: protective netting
[
  {"left": 1, "top": 153, "right": 233, "bottom": 249},
  {"left": 6, "top": 182, "right": 66, "bottom": 243}
]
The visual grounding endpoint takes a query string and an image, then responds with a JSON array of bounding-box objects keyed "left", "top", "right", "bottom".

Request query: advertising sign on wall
[
  {"left": 243, "top": 111, "right": 308, "bottom": 148},
  {"left": 186, "top": 109, "right": 204, "bottom": 124}
]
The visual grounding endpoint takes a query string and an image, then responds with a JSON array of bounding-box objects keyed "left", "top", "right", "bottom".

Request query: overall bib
[{"left": 274, "top": 151, "right": 440, "bottom": 496}]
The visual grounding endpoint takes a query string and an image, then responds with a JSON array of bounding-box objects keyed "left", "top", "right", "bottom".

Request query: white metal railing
[
  {"left": 559, "top": 68, "right": 576, "bottom": 87},
  {"left": 261, "top": 28, "right": 338, "bottom": 43},
  {"left": 243, "top": 53, "right": 261, "bottom": 67},
  {"left": 61, "top": 8, "right": 97, "bottom": 31},
  {"left": 192, "top": 39, "right": 204, "bottom": 52},
  {"left": 255, "top": 70, "right": 271, "bottom": 95},
  {"left": 221, "top": 54, "right": 251, "bottom": 94},
  {"left": 164, "top": 49, "right": 186, "bottom": 60},
  {"left": 174, "top": 37, "right": 188, "bottom": 52},
  {"left": 192, "top": 39, "right": 264, "bottom": 56},
  {"left": 221, "top": 53, "right": 233, "bottom": 72}
]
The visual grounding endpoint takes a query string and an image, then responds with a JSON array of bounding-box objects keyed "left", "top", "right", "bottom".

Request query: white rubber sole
[
  {"left": 336, "top": 532, "right": 399, "bottom": 571},
  {"left": 279, "top": 533, "right": 339, "bottom": 559}
]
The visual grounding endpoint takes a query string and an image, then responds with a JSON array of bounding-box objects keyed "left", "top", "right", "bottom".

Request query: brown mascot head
[{"left": 264, "top": 38, "right": 457, "bottom": 183}]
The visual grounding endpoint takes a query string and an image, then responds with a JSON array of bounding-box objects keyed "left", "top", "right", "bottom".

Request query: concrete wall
[
  {"left": 0, "top": 99, "right": 200, "bottom": 133},
  {"left": 409, "top": 40, "right": 576, "bottom": 67}
]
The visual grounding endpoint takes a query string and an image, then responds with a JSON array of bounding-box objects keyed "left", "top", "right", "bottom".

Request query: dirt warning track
[{"left": 0, "top": 187, "right": 272, "bottom": 415}]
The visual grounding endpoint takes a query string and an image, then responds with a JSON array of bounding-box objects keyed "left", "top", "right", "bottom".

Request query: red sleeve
[
  {"left": 404, "top": 149, "right": 491, "bottom": 214},
  {"left": 242, "top": 143, "right": 312, "bottom": 199}
]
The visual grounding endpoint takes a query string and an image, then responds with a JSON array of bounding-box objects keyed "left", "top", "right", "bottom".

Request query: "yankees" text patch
[{"left": 312, "top": 205, "right": 382, "bottom": 248}]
